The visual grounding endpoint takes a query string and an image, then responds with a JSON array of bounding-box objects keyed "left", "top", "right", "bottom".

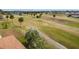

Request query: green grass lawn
[
  {"left": 66, "top": 23, "right": 79, "bottom": 28},
  {"left": 40, "top": 26, "right": 79, "bottom": 48},
  {"left": 55, "top": 15, "right": 79, "bottom": 28}
]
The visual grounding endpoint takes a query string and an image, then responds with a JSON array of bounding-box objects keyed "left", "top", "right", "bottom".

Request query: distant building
[
  {"left": 65, "top": 12, "right": 79, "bottom": 18},
  {"left": 0, "top": 35, "right": 25, "bottom": 49},
  {"left": 0, "top": 14, "right": 4, "bottom": 20}
]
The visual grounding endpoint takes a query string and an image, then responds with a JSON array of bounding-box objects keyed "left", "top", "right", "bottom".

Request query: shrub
[{"left": 25, "top": 29, "right": 45, "bottom": 48}]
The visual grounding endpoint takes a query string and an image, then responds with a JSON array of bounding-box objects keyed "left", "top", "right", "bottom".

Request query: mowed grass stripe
[
  {"left": 40, "top": 26, "right": 79, "bottom": 48},
  {"left": 66, "top": 23, "right": 79, "bottom": 28}
]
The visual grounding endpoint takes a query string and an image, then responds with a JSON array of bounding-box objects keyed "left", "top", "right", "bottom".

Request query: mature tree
[
  {"left": 33, "top": 13, "right": 36, "bottom": 16},
  {"left": 10, "top": 14, "right": 14, "bottom": 24},
  {"left": 53, "top": 14, "right": 56, "bottom": 17},
  {"left": 10, "top": 14, "right": 14, "bottom": 19},
  {"left": 18, "top": 17, "right": 24, "bottom": 27},
  {"left": 6, "top": 15, "right": 9, "bottom": 19},
  {"left": 67, "top": 14, "right": 71, "bottom": 17},
  {"left": 6, "top": 15, "right": 9, "bottom": 21},
  {"left": 36, "top": 13, "right": 42, "bottom": 18},
  {"left": 25, "top": 29, "right": 45, "bottom": 49},
  {"left": 36, "top": 15, "right": 39, "bottom": 18}
]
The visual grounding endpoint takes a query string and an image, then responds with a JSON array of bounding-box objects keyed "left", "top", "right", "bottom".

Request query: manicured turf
[
  {"left": 40, "top": 26, "right": 79, "bottom": 48},
  {"left": 66, "top": 23, "right": 79, "bottom": 28}
]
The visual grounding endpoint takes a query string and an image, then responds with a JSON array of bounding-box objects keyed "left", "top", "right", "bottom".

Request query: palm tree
[{"left": 18, "top": 17, "right": 24, "bottom": 27}]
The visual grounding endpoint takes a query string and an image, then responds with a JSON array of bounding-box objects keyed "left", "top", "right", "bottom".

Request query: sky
[{"left": 0, "top": 0, "right": 79, "bottom": 9}]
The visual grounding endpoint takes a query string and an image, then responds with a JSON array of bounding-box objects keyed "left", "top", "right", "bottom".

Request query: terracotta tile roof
[{"left": 0, "top": 35, "right": 25, "bottom": 49}]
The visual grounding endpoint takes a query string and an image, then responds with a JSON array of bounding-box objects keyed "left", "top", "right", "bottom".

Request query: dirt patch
[{"left": 0, "top": 29, "right": 23, "bottom": 38}]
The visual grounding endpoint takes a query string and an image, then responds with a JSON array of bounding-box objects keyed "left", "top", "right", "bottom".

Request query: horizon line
[{"left": 2, "top": 9, "right": 79, "bottom": 11}]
